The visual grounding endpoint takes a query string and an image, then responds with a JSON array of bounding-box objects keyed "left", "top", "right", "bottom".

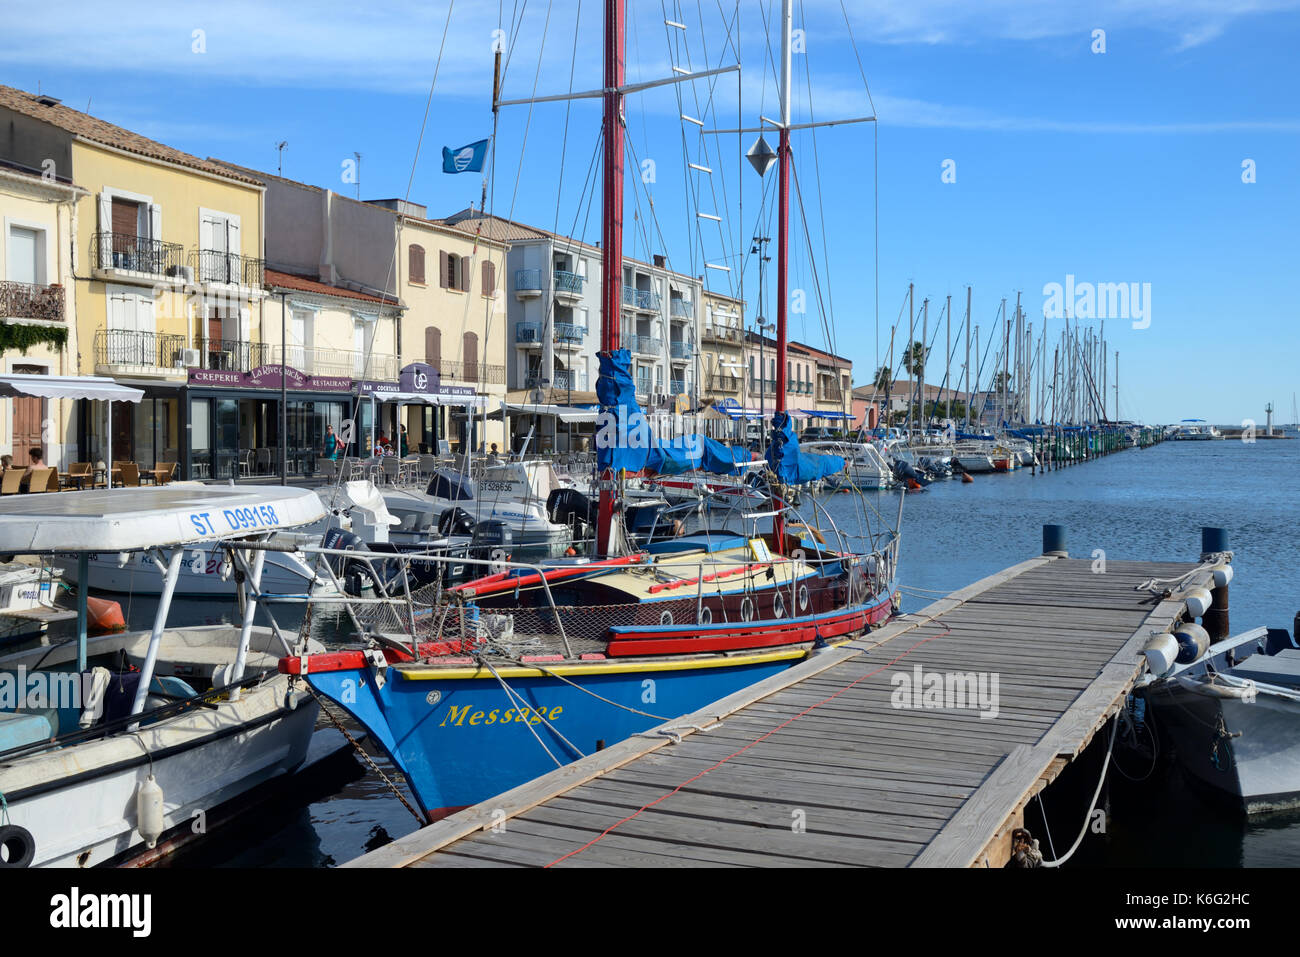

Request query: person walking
[{"left": 323, "top": 423, "right": 344, "bottom": 461}]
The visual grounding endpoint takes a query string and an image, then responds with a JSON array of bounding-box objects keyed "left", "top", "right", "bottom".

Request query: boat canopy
[
  {"left": 0, "top": 485, "right": 325, "bottom": 553},
  {"left": 596, "top": 349, "right": 751, "bottom": 476},
  {"left": 0, "top": 373, "right": 144, "bottom": 403},
  {"left": 766, "top": 412, "right": 845, "bottom": 484},
  {"left": 503, "top": 403, "right": 598, "bottom": 424}
]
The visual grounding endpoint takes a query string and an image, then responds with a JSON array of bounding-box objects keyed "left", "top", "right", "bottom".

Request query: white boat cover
[
  {"left": 0, "top": 485, "right": 325, "bottom": 552},
  {"left": 0, "top": 373, "right": 144, "bottom": 403}
]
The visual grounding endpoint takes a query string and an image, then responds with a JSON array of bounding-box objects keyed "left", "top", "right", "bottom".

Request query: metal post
[
  {"left": 128, "top": 547, "right": 186, "bottom": 727},
  {"left": 75, "top": 553, "right": 89, "bottom": 672},
  {"left": 281, "top": 291, "right": 288, "bottom": 485},
  {"left": 228, "top": 546, "right": 267, "bottom": 698}
]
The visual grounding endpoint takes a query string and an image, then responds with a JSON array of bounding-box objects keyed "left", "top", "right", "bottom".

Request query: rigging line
[
  {"left": 796, "top": 0, "right": 837, "bottom": 356},
  {"left": 311, "top": 0, "right": 458, "bottom": 556}
]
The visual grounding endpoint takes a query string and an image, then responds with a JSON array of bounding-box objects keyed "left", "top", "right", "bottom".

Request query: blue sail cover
[
  {"left": 596, "top": 350, "right": 750, "bottom": 476},
  {"left": 766, "top": 412, "right": 845, "bottom": 484}
]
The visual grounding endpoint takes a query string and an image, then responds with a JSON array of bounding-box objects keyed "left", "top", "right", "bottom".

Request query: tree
[
  {"left": 873, "top": 365, "right": 893, "bottom": 393},
  {"left": 990, "top": 371, "right": 1012, "bottom": 393},
  {"left": 902, "top": 340, "right": 927, "bottom": 381}
]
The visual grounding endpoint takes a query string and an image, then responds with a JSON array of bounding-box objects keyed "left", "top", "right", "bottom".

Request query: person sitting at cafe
[
  {"left": 0, "top": 454, "right": 11, "bottom": 472},
  {"left": 23, "top": 448, "right": 44, "bottom": 475}
]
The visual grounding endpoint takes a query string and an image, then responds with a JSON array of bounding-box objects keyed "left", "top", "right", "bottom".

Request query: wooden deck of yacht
[{"left": 344, "top": 554, "right": 1216, "bottom": 868}]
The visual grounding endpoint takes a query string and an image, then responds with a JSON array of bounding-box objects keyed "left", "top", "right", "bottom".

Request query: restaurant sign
[{"left": 188, "top": 365, "right": 352, "bottom": 392}]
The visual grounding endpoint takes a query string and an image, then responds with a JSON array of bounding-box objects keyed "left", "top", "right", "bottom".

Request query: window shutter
[
  {"left": 439, "top": 251, "right": 449, "bottom": 288},
  {"left": 481, "top": 260, "right": 495, "bottom": 296},
  {"left": 425, "top": 327, "right": 441, "bottom": 368},
  {"left": 149, "top": 204, "right": 162, "bottom": 241},
  {"left": 458, "top": 257, "right": 470, "bottom": 292},
  {"left": 463, "top": 331, "right": 478, "bottom": 381},
  {"left": 410, "top": 245, "right": 425, "bottom": 284}
]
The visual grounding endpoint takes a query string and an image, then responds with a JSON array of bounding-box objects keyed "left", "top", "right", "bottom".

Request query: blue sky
[{"left": 4, "top": 0, "right": 1297, "bottom": 425}]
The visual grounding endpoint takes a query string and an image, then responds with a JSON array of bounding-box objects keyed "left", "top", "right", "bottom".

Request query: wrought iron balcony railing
[
  {"left": 433, "top": 358, "right": 506, "bottom": 385},
  {"left": 92, "top": 231, "right": 184, "bottom": 277},
  {"left": 709, "top": 375, "right": 740, "bottom": 392},
  {"left": 669, "top": 340, "right": 692, "bottom": 359},
  {"left": 621, "top": 287, "right": 660, "bottom": 311},
  {"left": 514, "top": 268, "right": 542, "bottom": 292},
  {"left": 669, "top": 298, "right": 694, "bottom": 319},
  {"left": 669, "top": 378, "right": 687, "bottom": 394},
  {"left": 701, "top": 324, "right": 741, "bottom": 343},
  {"left": 0, "top": 281, "right": 65, "bottom": 322},
  {"left": 95, "top": 328, "right": 187, "bottom": 369},
  {"left": 192, "top": 337, "right": 272, "bottom": 372},
  {"left": 516, "top": 322, "right": 543, "bottom": 344},
  {"left": 189, "top": 249, "right": 265, "bottom": 287}
]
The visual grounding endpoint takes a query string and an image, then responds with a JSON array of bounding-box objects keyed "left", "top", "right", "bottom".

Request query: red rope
[{"left": 543, "top": 623, "right": 954, "bottom": 867}]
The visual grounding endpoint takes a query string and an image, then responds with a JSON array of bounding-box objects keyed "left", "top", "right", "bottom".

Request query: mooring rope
[{"left": 1038, "top": 716, "right": 1119, "bottom": 868}]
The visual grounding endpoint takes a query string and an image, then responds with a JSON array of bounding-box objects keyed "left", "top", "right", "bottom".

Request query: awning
[
  {"left": 722, "top": 407, "right": 766, "bottom": 420},
  {"left": 367, "top": 391, "right": 488, "bottom": 408},
  {"left": 802, "top": 409, "right": 854, "bottom": 420},
  {"left": 0, "top": 373, "right": 144, "bottom": 403},
  {"left": 503, "top": 403, "right": 598, "bottom": 424}
]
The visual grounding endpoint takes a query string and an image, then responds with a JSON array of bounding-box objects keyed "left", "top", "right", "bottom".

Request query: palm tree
[
  {"left": 902, "top": 340, "right": 926, "bottom": 381},
  {"left": 873, "top": 365, "right": 892, "bottom": 393}
]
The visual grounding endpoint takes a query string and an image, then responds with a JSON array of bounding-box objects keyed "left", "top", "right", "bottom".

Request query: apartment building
[
  {"left": 0, "top": 160, "right": 85, "bottom": 466},
  {"left": 0, "top": 85, "right": 275, "bottom": 475}
]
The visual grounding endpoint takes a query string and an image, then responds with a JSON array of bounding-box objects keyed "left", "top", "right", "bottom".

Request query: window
[
  {"left": 440, "top": 251, "right": 470, "bottom": 291},
  {"left": 409, "top": 244, "right": 426, "bottom": 284},
  {"left": 481, "top": 259, "right": 495, "bottom": 296},
  {"left": 112, "top": 198, "right": 142, "bottom": 238},
  {"left": 5, "top": 225, "right": 42, "bottom": 285}
]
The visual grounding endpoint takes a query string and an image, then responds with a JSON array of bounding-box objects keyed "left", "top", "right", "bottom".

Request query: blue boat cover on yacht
[
  {"left": 766, "top": 412, "right": 845, "bottom": 484},
  {"left": 596, "top": 350, "right": 750, "bottom": 476}
]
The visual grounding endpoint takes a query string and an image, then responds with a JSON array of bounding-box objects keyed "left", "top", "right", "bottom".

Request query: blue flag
[{"left": 441, "top": 139, "right": 489, "bottom": 174}]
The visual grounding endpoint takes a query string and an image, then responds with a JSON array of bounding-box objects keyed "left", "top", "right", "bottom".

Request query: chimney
[{"left": 653, "top": 254, "right": 666, "bottom": 268}]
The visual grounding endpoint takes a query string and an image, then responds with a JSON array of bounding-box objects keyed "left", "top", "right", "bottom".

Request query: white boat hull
[{"left": 0, "top": 675, "right": 318, "bottom": 867}]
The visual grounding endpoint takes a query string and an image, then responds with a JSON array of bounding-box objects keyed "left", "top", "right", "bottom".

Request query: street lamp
[{"left": 751, "top": 235, "right": 773, "bottom": 449}]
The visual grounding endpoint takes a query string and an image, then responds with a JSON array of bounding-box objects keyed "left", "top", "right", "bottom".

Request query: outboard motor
[
  {"left": 321, "top": 527, "right": 371, "bottom": 595},
  {"left": 892, "top": 459, "right": 930, "bottom": 487},
  {"left": 469, "top": 520, "right": 513, "bottom": 570},
  {"left": 437, "top": 506, "right": 476, "bottom": 537},
  {"left": 547, "top": 487, "right": 597, "bottom": 532}
]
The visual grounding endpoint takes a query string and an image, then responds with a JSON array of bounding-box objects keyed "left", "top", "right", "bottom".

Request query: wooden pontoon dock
[{"left": 344, "top": 548, "right": 1220, "bottom": 868}]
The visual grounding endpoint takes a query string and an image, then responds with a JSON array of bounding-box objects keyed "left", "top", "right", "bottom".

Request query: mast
[
  {"left": 906, "top": 283, "right": 914, "bottom": 434},
  {"left": 595, "top": 0, "right": 626, "bottom": 557},
  {"left": 964, "top": 287, "right": 971, "bottom": 432},
  {"left": 943, "top": 293, "right": 951, "bottom": 427},
  {"left": 772, "top": 0, "right": 793, "bottom": 546}
]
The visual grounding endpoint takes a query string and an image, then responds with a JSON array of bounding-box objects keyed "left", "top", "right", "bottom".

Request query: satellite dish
[{"left": 746, "top": 135, "right": 777, "bottom": 176}]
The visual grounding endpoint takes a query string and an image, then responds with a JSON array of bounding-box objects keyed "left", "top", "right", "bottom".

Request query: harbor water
[{"left": 162, "top": 437, "right": 1300, "bottom": 866}]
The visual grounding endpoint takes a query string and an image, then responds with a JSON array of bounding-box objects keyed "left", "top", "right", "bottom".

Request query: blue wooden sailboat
[{"left": 278, "top": 0, "right": 899, "bottom": 820}]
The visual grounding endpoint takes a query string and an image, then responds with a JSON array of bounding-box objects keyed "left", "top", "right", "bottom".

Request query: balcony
[
  {"left": 189, "top": 249, "right": 265, "bottom": 288},
  {"left": 0, "top": 281, "right": 65, "bottom": 323},
  {"left": 553, "top": 269, "right": 585, "bottom": 304},
  {"left": 514, "top": 268, "right": 543, "bottom": 299},
  {"left": 626, "top": 334, "right": 662, "bottom": 356},
  {"left": 265, "top": 345, "right": 397, "bottom": 381},
  {"left": 621, "top": 286, "right": 660, "bottom": 313},
  {"left": 750, "top": 378, "right": 777, "bottom": 394},
  {"left": 820, "top": 384, "right": 845, "bottom": 402},
  {"left": 701, "top": 324, "right": 741, "bottom": 344},
  {"left": 192, "top": 337, "right": 272, "bottom": 372},
  {"left": 95, "top": 328, "right": 187, "bottom": 376},
  {"left": 669, "top": 298, "right": 694, "bottom": 320},
  {"left": 515, "top": 322, "right": 543, "bottom": 347},
  {"left": 709, "top": 375, "right": 740, "bottom": 393},
  {"left": 669, "top": 340, "right": 692, "bottom": 361},
  {"left": 554, "top": 322, "right": 586, "bottom": 349},
  {"left": 635, "top": 376, "right": 652, "bottom": 396},
  {"left": 553, "top": 369, "right": 587, "bottom": 391},
  {"left": 433, "top": 358, "right": 506, "bottom": 386},
  {"left": 670, "top": 378, "right": 687, "bottom": 395},
  {"left": 92, "top": 231, "right": 185, "bottom": 281}
]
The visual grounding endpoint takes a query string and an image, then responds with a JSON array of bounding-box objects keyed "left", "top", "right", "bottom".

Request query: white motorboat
[
  {"left": 803, "top": 441, "right": 895, "bottom": 489},
  {"left": 1139, "top": 621, "right": 1300, "bottom": 814},
  {"left": 382, "top": 460, "right": 572, "bottom": 559},
  {"left": 0, "top": 562, "right": 71, "bottom": 646},
  {"left": 1171, "top": 419, "right": 1223, "bottom": 440},
  {"left": 0, "top": 485, "right": 327, "bottom": 868}
]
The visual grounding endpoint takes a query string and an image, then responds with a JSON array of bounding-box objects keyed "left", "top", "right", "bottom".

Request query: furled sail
[
  {"left": 765, "top": 412, "right": 845, "bottom": 484},
  {"left": 595, "top": 350, "right": 752, "bottom": 477}
]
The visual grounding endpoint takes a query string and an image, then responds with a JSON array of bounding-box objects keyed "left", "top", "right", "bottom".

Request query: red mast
[
  {"left": 596, "top": 0, "right": 625, "bottom": 556},
  {"left": 772, "top": 0, "right": 794, "bottom": 548}
]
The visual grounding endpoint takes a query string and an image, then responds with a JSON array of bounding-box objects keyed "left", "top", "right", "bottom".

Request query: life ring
[
  {"left": 0, "top": 824, "right": 35, "bottom": 868},
  {"left": 740, "top": 597, "right": 755, "bottom": 622},
  {"left": 773, "top": 593, "right": 786, "bottom": 618},
  {"left": 660, "top": 610, "right": 674, "bottom": 626},
  {"left": 798, "top": 583, "right": 810, "bottom": 612}
]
